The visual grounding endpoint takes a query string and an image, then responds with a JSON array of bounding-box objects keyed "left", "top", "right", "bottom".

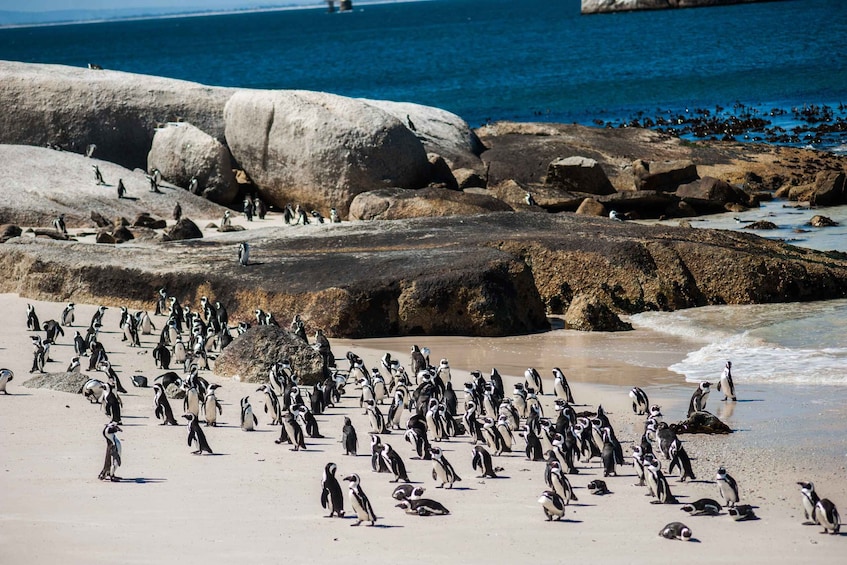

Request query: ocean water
[{"left": 0, "top": 0, "right": 845, "bottom": 147}]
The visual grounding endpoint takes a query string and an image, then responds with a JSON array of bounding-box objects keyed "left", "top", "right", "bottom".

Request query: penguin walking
[
  {"left": 344, "top": 474, "right": 377, "bottom": 526},
  {"left": 153, "top": 383, "right": 179, "bottom": 425},
  {"left": 61, "top": 302, "right": 75, "bottom": 326},
  {"left": 320, "top": 462, "right": 345, "bottom": 518},
  {"left": 97, "top": 422, "right": 122, "bottom": 482},
  {"left": 341, "top": 417, "right": 358, "bottom": 455},
  {"left": 203, "top": 384, "right": 223, "bottom": 427},
  {"left": 365, "top": 400, "right": 388, "bottom": 434},
  {"left": 659, "top": 522, "right": 693, "bottom": 541},
  {"left": 184, "top": 413, "right": 213, "bottom": 454},
  {"left": 601, "top": 428, "right": 617, "bottom": 477},
  {"left": 717, "top": 361, "right": 737, "bottom": 401},
  {"left": 382, "top": 443, "right": 410, "bottom": 483},
  {"left": 688, "top": 382, "right": 711, "bottom": 416},
  {"left": 815, "top": 499, "right": 841, "bottom": 534},
  {"left": 538, "top": 490, "right": 566, "bottom": 521},
  {"left": 471, "top": 445, "right": 500, "bottom": 478},
  {"left": 429, "top": 447, "right": 461, "bottom": 489},
  {"left": 240, "top": 396, "right": 258, "bottom": 431},
  {"left": 238, "top": 242, "right": 249, "bottom": 266},
  {"left": 0, "top": 368, "right": 14, "bottom": 394},
  {"left": 798, "top": 481, "right": 821, "bottom": 524},
  {"left": 716, "top": 466, "right": 740, "bottom": 507},
  {"left": 629, "top": 386, "right": 649, "bottom": 415}
]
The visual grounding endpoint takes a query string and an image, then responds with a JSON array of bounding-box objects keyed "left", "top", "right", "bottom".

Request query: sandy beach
[{"left": 1, "top": 293, "right": 844, "bottom": 564}]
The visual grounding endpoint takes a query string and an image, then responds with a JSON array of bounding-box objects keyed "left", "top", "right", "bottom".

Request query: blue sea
[
  {"left": 1, "top": 0, "right": 846, "bottom": 388},
  {"left": 1, "top": 0, "right": 846, "bottom": 147}
]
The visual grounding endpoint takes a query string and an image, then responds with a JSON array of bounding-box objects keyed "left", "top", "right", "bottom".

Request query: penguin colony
[{"left": 10, "top": 300, "right": 842, "bottom": 541}]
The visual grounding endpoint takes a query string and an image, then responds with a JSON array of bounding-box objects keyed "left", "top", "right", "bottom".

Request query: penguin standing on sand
[
  {"left": 184, "top": 413, "right": 213, "bottom": 454},
  {"left": 716, "top": 466, "right": 739, "bottom": 507},
  {"left": 429, "top": 447, "right": 461, "bottom": 489},
  {"left": 552, "top": 368, "right": 574, "bottom": 404},
  {"left": 382, "top": 443, "right": 410, "bottom": 483},
  {"left": 815, "top": 499, "right": 841, "bottom": 534},
  {"left": 321, "top": 462, "right": 345, "bottom": 518},
  {"left": 668, "top": 438, "right": 696, "bottom": 482},
  {"left": 30, "top": 336, "right": 46, "bottom": 373},
  {"left": 61, "top": 303, "right": 75, "bottom": 326},
  {"left": 278, "top": 411, "right": 306, "bottom": 450},
  {"left": 116, "top": 179, "right": 126, "bottom": 199},
  {"left": 0, "top": 368, "right": 14, "bottom": 394},
  {"left": 102, "top": 382, "right": 122, "bottom": 425},
  {"left": 524, "top": 367, "right": 543, "bottom": 395},
  {"left": 173, "top": 202, "right": 182, "bottom": 222},
  {"left": 240, "top": 396, "right": 258, "bottom": 431},
  {"left": 92, "top": 164, "right": 105, "bottom": 185},
  {"left": 798, "top": 481, "right": 820, "bottom": 524},
  {"left": 371, "top": 435, "right": 390, "bottom": 473},
  {"left": 472, "top": 445, "right": 499, "bottom": 478},
  {"left": 538, "top": 490, "right": 566, "bottom": 521},
  {"left": 629, "top": 386, "right": 649, "bottom": 415},
  {"left": 341, "top": 417, "right": 358, "bottom": 455},
  {"left": 688, "top": 382, "right": 711, "bottom": 416},
  {"left": 153, "top": 383, "right": 179, "bottom": 425},
  {"left": 203, "top": 384, "right": 223, "bottom": 427},
  {"left": 97, "top": 422, "right": 122, "bottom": 482},
  {"left": 26, "top": 304, "right": 40, "bottom": 332},
  {"left": 344, "top": 474, "right": 377, "bottom": 526},
  {"left": 717, "top": 361, "right": 737, "bottom": 401},
  {"left": 238, "top": 242, "right": 249, "bottom": 266}
]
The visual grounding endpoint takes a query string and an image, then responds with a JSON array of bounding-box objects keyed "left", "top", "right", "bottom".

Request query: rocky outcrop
[
  {"left": 809, "top": 215, "right": 838, "bottom": 228},
  {"left": 348, "top": 187, "right": 512, "bottom": 220},
  {"left": 163, "top": 218, "right": 203, "bottom": 241},
  {"left": 224, "top": 90, "right": 431, "bottom": 217},
  {"left": 575, "top": 198, "right": 608, "bottom": 217},
  {"left": 0, "top": 61, "right": 234, "bottom": 169},
  {"left": 788, "top": 170, "right": 846, "bottom": 206},
  {"left": 675, "top": 176, "right": 749, "bottom": 214},
  {"left": 147, "top": 122, "right": 239, "bottom": 205},
  {"left": 214, "top": 325, "right": 325, "bottom": 385},
  {"left": 360, "top": 98, "right": 485, "bottom": 170},
  {"left": 546, "top": 156, "right": 615, "bottom": 195},
  {"left": 581, "top": 0, "right": 779, "bottom": 14},
  {"left": 2, "top": 213, "right": 847, "bottom": 337},
  {"left": 564, "top": 291, "right": 633, "bottom": 331},
  {"left": 633, "top": 159, "right": 699, "bottom": 192}
]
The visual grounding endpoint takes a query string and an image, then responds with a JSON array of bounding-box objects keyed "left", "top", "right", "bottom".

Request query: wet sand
[{"left": 1, "top": 294, "right": 845, "bottom": 563}]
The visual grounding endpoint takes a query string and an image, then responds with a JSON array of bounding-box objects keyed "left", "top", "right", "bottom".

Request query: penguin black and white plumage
[
  {"left": 116, "top": 178, "right": 126, "bottom": 198},
  {"left": 344, "top": 474, "right": 377, "bottom": 526},
  {"left": 396, "top": 498, "right": 451, "bottom": 516},
  {"left": 524, "top": 367, "right": 544, "bottom": 395},
  {"left": 320, "top": 462, "right": 345, "bottom": 518},
  {"left": 101, "top": 382, "right": 122, "bottom": 425},
  {"left": 60, "top": 302, "right": 75, "bottom": 326},
  {"left": 370, "top": 435, "right": 390, "bottom": 473},
  {"left": 341, "top": 416, "right": 358, "bottom": 456},
  {"left": 130, "top": 375, "right": 147, "bottom": 388},
  {"left": 153, "top": 383, "right": 179, "bottom": 425},
  {"left": 601, "top": 428, "right": 617, "bottom": 477},
  {"left": 523, "top": 426, "right": 545, "bottom": 462},
  {"left": 525, "top": 192, "right": 538, "bottom": 207},
  {"left": 681, "top": 498, "right": 722, "bottom": 516},
  {"left": 0, "top": 368, "right": 13, "bottom": 394},
  {"left": 92, "top": 164, "right": 105, "bottom": 185},
  {"left": 659, "top": 522, "right": 692, "bottom": 541},
  {"left": 257, "top": 384, "right": 281, "bottom": 425},
  {"left": 330, "top": 207, "right": 340, "bottom": 223},
  {"left": 25, "top": 303, "right": 40, "bottom": 332},
  {"left": 382, "top": 443, "right": 410, "bottom": 483},
  {"left": 631, "top": 445, "right": 647, "bottom": 487},
  {"left": 481, "top": 417, "right": 509, "bottom": 456},
  {"left": 73, "top": 331, "right": 88, "bottom": 357},
  {"left": 404, "top": 426, "right": 432, "bottom": 460},
  {"left": 668, "top": 438, "right": 696, "bottom": 482},
  {"left": 717, "top": 361, "right": 737, "bottom": 401},
  {"left": 653, "top": 465, "right": 678, "bottom": 505},
  {"left": 365, "top": 400, "right": 388, "bottom": 434},
  {"left": 238, "top": 242, "right": 249, "bottom": 266},
  {"left": 587, "top": 479, "right": 610, "bottom": 495},
  {"left": 97, "top": 421, "right": 122, "bottom": 482},
  {"left": 184, "top": 413, "right": 213, "bottom": 454},
  {"left": 549, "top": 462, "right": 578, "bottom": 503},
  {"left": 203, "top": 384, "right": 223, "bottom": 427},
  {"left": 629, "top": 386, "right": 649, "bottom": 415},
  {"left": 392, "top": 484, "right": 423, "bottom": 501},
  {"left": 472, "top": 445, "right": 499, "bottom": 478},
  {"left": 688, "top": 382, "right": 711, "bottom": 416},
  {"left": 53, "top": 214, "right": 67, "bottom": 235},
  {"left": 716, "top": 466, "right": 739, "bottom": 507},
  {"left": 278, "top": 411, "right": 306, "bottom": 450},
  {"left": 798, "top": 481, "right": 821, "bottom": 524},
  {"left": 429, "top": 447, "right": 461, "bottom": 489},
  {"left": 814, "top": 499, "right": 840, "bottom": 534},
  {"left": 173, "top": 202, "right": 182, "bottom": 222},
  {"left": 296, "top": 405, "right": 323, "bottom": 438},
  {"left": 551, "top": 367, "right": 574, "bottom": 403},
  {"left": 29, "top": 336, "right": 46, "bottom": 374},
  {"left": 728, "top": 505, "right": 758, "bottom": 521},
  {"left": 240, "top": 396, "right": 258, "bottom": 431},
  {"left": 538, "top": 490, "right": 566, "bottom": 521}
]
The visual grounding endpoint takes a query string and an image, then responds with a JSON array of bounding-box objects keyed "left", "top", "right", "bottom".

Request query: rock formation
[
  {"left": 581, "top": 0, "right": 781, "bottom": 15},
  {"left": 348, "top": 187, "right": 512, "bottom": 220}
]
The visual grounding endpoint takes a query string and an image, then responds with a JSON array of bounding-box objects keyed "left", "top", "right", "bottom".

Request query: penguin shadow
[
  {"left": 551, "top": 518, "right": 583, "bottom": 524},
  {"left": 439, "top": 486, "right": 474, "bottom": 492},
  {"left": 117, "top": 477, "right": 167, "bottom": 484},
  {"left": 119, "top": 196, "right": 139, "bottom": 201}
]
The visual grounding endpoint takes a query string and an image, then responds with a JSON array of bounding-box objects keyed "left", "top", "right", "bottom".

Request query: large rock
[
  {"left": 360, "top": 99, "right": 485, "bottom": 170},
  {"left": 546, "top": 156, "right": 615, "bottom": 195},
  {"left": 575, "top": 198, "right": 608, "bottom": 217},
  {"left": 633, "top": 159, "right": 699, "bottom": 192},
  {"left": 581, "top": 0, "right": 775, "bottom": 14},
  {"left": 147, "top": 122, "right": 238, "bottom": 205},
  {"left": 0, "top": 61, "right": 234, "bottom": 169},
  {"left": 163, "top": 218, "right": 202, "bottom": 241},
  {"left": 224, "top": 90, "right": 431, "bottom": 216},
  {"left": 675, "top": 176, "right": 748, "bottom": 214},
  {"left": 564, "top": 291, "right": 632, "bottom": 331},
  {"left": 596, "top": 190, "right": 679, "bottom": 219},
  {"left": 789, "top": 171, "right": 846, "bottom": 206},
  {"left": 214, "top": 325, "right": 325, "bottom": 385},
  {"left": 348, "top": 187, "right": 512, "bottom": 220}
]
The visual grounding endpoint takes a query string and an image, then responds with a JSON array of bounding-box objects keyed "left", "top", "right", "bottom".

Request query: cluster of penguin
[{"left": 15, "top": 298, "right": 843, "bottom": 537}]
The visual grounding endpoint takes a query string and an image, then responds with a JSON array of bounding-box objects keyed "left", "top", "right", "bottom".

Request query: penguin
[
  {"left": 396, "top": 498, "right": 451, "bottom": 516},
  {"left": 330, "top": 208, "right": 341, "bottom": 223},
  {"left": 310, "top": 210, "right": 325, "bottom": 223},
  {"left": 659, "top": 522, "right": 692, "bottom": 541},
  {"left": 365, "top": 400, "right": 388, "bottom": 434},
  {"left": 203, "top": 384, "right": 223, "bottom": 427},
  {"left": 587, "top": 479, "right": 611, "bottom": 495},
  {"left": 73, "top": 331, "right": 88, "bottom": 357},
  {"left": 410, "top": 345, "right": 427, "bottom": 381},
  {"left": 382, "top": 443, "right": 410, "bottom": 483},
  {"left": 549, "top": 462, "right": 578, "bottom": 503},
  {"left": 609, "top": 210, "right": 626, "bottom": 221},
  {"left": 814, "top": 499, "right": 840, "bottom": 534},
  {"left": 525, "top": 192, "right": 538, "bottom": 207},
  {"left": 387, "top": 391, "right": 405, "bottom": 430},
  {"left": 429, "top": 447, "right": 461, "bottom": 488},
  {"left": 551, "top": 367, "right": 574, "bottom": 404},
  {"left": 255, "top": 198, "right": 267, "bottom": 220},
  {"left": 278, "top": 410, "right": 306, "bottom": 450},
  {"left": 341, "top": 416, "right": 358, "bottom": 455},
  {"left": 652, "top": 463, "right": 678, "bottom": 505},
  {"left": 601, "top": 428, "right": 617, "bottom": 477},
  {"left": 538, "top": 490, "right": 566, "bottom": 521},
  {"left": 66, "top": 357, "right": 81, "bottom": 373},
  {"left": 97, "top": 421, "right": 122, "bottom": 482},
  {"left": 173, "top": 202, "right": 182, "bottom": 222},
  {"left": 681, "top": 498, "right": 722, "bottom": 516},
  {"left": 631, "top": 445, "right": 647, "bottom": 487},
  {"left": 0, "top": 368, "right": 13, "bottom": 394},
  {"left": 116, "top": 178, "right": 126, "bottom": 198},
  {"left": 60, "top": 302, "right": 75, "bottom": 326},
  {"left": 240, "top": 396, "right": 258, "bottom": 431},
  {"left": 798, "top": 481, "right": 821, "bottom": 524},
  {"left": 405, "top": 114, "right": 417, "bottom": 131},
  {"left": 728, "top": 505, "right": 758, "bottom": 521},
  {"left": 28, "top": 336, "right": 45, "bottom": 373},
  {"left": 101, "top": 382, "right": 122, "bottom": 425},
  {"left": 320, "top": 462, "right": 345, "bottom": 518},
  {"left": 523, "top": 426, "right": 545, "bottom": 462},
  {"left": 524, "top": 367, "right": 544, "bottom": 395},
  {"left": 716, "top": 466, "right": 739, "bottom": 507},
  {"left": 80, "top": 378, "right": 106, "bottom": 403},
  {"left": 183, "top": 413, "right": 213, "bottom": 454},
  {"left": 189, "top": 176, "right": 200, "bottom": 195},
  {"left": 481, "top": 417, "right": 509, "bottom": 455},
  {"left": 688, "top": 382, "right": 711, "bottom": 416},
  {"left": 182, "top": 380, "right": 201, "bottom": 419},
  {"left": 137, "top": 311, "right": 155, "bottom": 335},
  {"left": 257, "top": 384, "right": 281, "bottom": 425},
  {"left": 53, "top": 214, "right": 68, "bottom": 235},
  {"left": 26, "top": 304, "right": 40, "bottom": 332},
  {"left": 153, "top": 383, "right": 179, "bottom": 425},
  {"left": 717, "top": 360, "right": 737, "bottom": 401},
  {"left": 404, "top": 426, "right": 432, "bottom": 460},
  {"left": 371, "top": 435, "right": 390, "bottom": 473},
  {"left": 472, "top": 445, "right": 500, "bottom": 478},
  {"left": 130, "top": 375, "right": 147, "bottom": 388},
  {"left": 92, "top": 164, "right": 105, "bottom": 185},
  {"left": 90, "top": 305, "right": 107, "bottom": 329},
  {"left": 629, "top": 386, "right": 649, "bottom": 415},
  {"left": 296, "top": 405, "right": 323, "bottom": 438},
  {"left": 238, "top": 242, "right": 250, "bottom": 266},
  {"left": 668, "top": 438, "right": 696, "bottom": 482},
  {"left": 392, "top": 484, "right": 423, "bottom": 501},
  {"left": 154, "top": 371, "right": 182, "bottom": 392},
  {"left": 343, "top": 474, "right": 377, "bottom": 526}
]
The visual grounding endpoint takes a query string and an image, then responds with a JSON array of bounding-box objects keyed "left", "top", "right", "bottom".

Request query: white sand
[{"left": 0, "top": 294, "right": 845, "bottom": 563}]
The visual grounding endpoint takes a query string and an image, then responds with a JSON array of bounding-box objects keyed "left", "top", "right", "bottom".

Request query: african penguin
[
  {"left": 343, "top": 474, "right": 377, "bottom": 526},
  {"left": 659, "top": 522, "right": 692, "bottom": 541},
  {"left": 97, "top": 421, "right": 122, "bottom": 482},
  {"left": 716, "top": 466, "right": 739, "bottom": 507},
  {"left": 429, "top": 446, "right": 461, "bottom": 489},
  {"left": 717, "top": 360, "right": 737, "bottom": 401},
  {"left": 183, "top": 413, "right": 213, "bottom": 454},
  {"left": 538, "top": 490, "right": 566, "bottom": 521},
  {"left": 320, "top": 462, "right": 345, "bottom": 518}
]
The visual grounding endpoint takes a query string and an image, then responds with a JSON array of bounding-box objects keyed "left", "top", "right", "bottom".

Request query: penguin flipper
[{"left": 321, "top": 487, "right": 329, "bottom": 509}]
